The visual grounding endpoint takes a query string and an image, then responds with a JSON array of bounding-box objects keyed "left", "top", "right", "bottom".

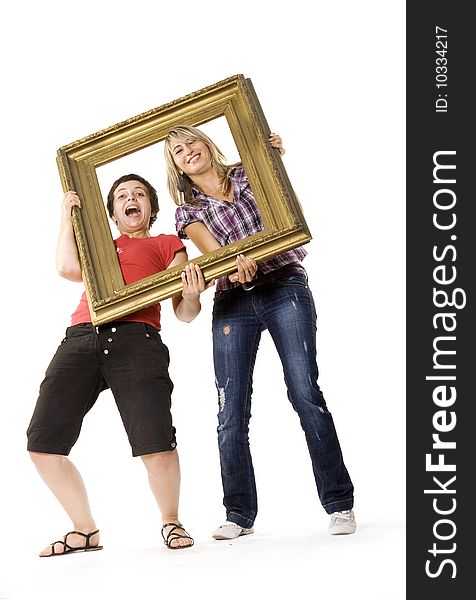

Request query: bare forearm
[
  {"left": 173, "top": 295, "right": 201, "bottom": 323},
  {"left": 171, "top": 262, "right": 207, "bottom": 322},
  {"left": 56, "top": 192, "right": 82, "bottom": 281},
  {"left": 56, "top": 219, "right": 82, "bottom": 281}
]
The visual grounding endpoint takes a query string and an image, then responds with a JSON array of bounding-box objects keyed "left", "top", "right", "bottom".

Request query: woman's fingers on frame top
[
  {"left": 231, "top": 254, "right": 257, "bottom": 283},
  {"left": 182, "top": 263, "right": 197, "bottom": 283},
  {"left": 269, "top": 132, "right": 285, "bottom": 155},
  {"left": 181, "top": 263, "right": 206, "bottom": 293},
  {"left": 236, "top": 254, "right": 257, "bottom": 273},
  {"left": 189, "top": 263, "right": 214, "bottom": 290},
  {"left": 63, "top": 191, "right": 81, "bottom": 206},
  {"left": 62, "top": 191, "right": 81, "bottom": 218}
]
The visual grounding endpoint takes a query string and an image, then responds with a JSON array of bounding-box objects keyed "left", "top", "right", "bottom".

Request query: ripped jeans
[{"left": 212, "top": 273, "right": 354, "bottom": 528}]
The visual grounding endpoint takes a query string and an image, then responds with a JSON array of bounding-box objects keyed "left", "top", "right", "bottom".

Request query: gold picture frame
[{"left": 56, "top": 74, "right": 312, "bottom": 325}]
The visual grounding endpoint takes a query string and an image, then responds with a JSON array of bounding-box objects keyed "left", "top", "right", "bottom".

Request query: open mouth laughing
[{"left": 125, "top": 205, "right": 141, "bottom": 216}]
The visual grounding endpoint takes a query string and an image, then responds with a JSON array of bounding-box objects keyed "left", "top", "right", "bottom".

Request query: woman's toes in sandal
[
  {"left": 161, "top": 523, "right": 194, "bottom": 549},
  {"left": 39, "top": 529, "right": 103, "bottom": 557}
]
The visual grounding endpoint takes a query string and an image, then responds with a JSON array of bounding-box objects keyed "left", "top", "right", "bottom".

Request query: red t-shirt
[{"left": 71, "top": 233, "right": 185, "bottom": 330}]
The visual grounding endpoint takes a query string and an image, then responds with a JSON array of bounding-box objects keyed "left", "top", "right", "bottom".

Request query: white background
[{"left": 0, "top": 1, "right": 405, "bottom": 598}]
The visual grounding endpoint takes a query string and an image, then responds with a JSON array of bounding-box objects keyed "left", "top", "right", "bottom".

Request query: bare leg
[
  {"left": 29, "top": 452, "right": 100, "bottom": 556},
  {"left": 141, "top": 450, "right": 192, "bottom": 548}
]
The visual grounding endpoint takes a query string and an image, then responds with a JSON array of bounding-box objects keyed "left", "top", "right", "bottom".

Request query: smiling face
[
  {"left": 170, "top": 137, "right": 213, "bottom": 177},
  {"left": 164, "top": 126, "right": 231, "bottom": 206},
  {"left": 111, "top": 180, "right": 154, "bottom": 237}
]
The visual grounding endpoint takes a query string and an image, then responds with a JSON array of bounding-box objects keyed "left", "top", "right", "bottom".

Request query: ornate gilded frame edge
[{"left": 56, "top": 75, "right": 312, "bottom": 325}]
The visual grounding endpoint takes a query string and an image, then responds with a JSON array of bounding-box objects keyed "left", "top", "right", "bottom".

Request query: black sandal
[
  {"left": 40, "top": 529, "right": 103, "bottom": 557},
  {"left": 161, "top": 523, "right": 194, "bottom": 549}
]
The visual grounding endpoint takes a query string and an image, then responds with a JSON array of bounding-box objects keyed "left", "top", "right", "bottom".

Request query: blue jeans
[{"left": 212, "top": 273, "right": 354, "bottom": 528}]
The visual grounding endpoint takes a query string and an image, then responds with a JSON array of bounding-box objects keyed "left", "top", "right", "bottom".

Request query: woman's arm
[
  {"left": 169, "top": 249, "right": 206, "bottom": 322},
  {"left": 184, "top": 222, "right": 257, "bottom": 285},
  {"left": 183, "top": 222, "right": 222, "bottom": 254},
  {"left": 56, "top": 191, "right": 83, "bottom": 282}
]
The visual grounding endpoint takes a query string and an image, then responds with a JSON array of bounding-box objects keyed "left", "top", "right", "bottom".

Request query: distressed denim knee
[
  {"left": 212, "top": 290, "right": 261, "bottom": 527},
  {"left": 258, "top": 276, "right": 354, "bottom": 513}
]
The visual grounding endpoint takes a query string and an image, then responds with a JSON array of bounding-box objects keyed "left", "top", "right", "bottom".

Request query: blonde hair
[{"left": 164, "top": 125, "right": 239, "bottom": 206}]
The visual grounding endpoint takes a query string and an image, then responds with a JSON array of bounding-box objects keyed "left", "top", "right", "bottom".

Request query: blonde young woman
[{"left": 163, "top": 126, "right": 356, "bottom": 539}]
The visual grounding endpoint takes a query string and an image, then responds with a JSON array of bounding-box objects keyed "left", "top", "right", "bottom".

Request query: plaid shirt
[{"left": 175, "top": 164, "right": 307, "bottom": 291}]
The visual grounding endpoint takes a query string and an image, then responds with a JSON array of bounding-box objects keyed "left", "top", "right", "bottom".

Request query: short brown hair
[{"left": 107, "top": 174, "right": 159, "bottom": 229}]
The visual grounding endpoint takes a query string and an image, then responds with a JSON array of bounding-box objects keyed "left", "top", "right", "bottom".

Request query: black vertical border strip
[{"left": 407, "top": 2, "right": 474, "bottom": 597}]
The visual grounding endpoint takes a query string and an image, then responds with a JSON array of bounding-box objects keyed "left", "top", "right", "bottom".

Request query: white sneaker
[
  {"left": 328, "top": 509, "right": 357, "bottom": 535},
  {"left": 212, "top": 521, "right": 254, "bottom": 540}
]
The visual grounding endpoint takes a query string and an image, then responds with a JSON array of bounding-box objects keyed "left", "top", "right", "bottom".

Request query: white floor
[
  {"left": 0, "top": 293, "right": 406, "bottom": 599},
  {"left": 0, "top": 516, "right": 404, "bottom": 600},
  {"left": 1, "top": 284, "right": 406, "bottom": 599},
  {"left": 1, "top": 2, "right": 405, "bottom": 598}
]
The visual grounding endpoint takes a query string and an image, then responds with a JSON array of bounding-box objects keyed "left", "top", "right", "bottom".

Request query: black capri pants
[{"left": 27, "top": 322, "right": 176, "bottom": 457}]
